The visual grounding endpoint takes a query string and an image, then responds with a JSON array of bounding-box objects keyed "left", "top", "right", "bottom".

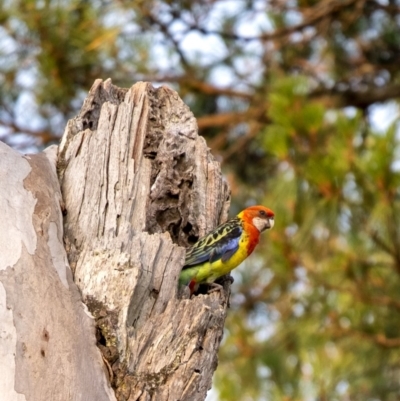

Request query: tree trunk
[
  {"left": 0, "top": 143, "right": 115, "bottom": 401},
  {"left": 1, "top": 79, "right": 231, "bottom": 401}
]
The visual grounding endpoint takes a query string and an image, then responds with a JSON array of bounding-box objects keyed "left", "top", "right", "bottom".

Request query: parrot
[{"left": 179, "top": 205, "right": 275, "bottom": 294}]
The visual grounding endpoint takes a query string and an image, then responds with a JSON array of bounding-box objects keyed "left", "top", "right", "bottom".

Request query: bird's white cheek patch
[{"left": 252, "top": 217, "right": 273, "bottom": 232}]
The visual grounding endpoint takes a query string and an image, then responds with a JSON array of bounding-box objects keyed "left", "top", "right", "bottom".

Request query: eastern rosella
[{"left": 179, "top": 205, "right": 275, "bottom": 293}]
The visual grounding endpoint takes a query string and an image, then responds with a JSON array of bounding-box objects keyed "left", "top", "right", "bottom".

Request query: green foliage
[{"left": 216, "top": 75, "right": 400, "bottom": 401}]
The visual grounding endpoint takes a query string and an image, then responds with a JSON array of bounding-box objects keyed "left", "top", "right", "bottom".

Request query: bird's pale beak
[{"left": 266, "top": 217, "right": 274, "bottom": 229}]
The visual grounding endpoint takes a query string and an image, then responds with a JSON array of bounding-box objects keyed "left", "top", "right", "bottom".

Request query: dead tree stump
[{"left": 57, "top": 79, "right": 231, "bottom": 400}]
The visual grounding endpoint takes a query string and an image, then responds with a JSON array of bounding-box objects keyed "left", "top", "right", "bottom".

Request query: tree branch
[{"left": 190, "top": 0, "right": 361, "bottom": 42}]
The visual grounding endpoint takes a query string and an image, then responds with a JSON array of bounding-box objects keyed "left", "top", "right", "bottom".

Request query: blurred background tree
[{"left": 2, "top": 0, "right": 400, "bottom": 400}]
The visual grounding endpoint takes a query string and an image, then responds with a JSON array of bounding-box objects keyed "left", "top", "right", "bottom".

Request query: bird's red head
[{"left": 238, "top": 205, "right": 275, "bottom": 232}]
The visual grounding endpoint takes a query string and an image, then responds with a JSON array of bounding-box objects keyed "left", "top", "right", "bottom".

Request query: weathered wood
[
  {"left": 0, "top": 142, "right": 115, "bottom": 401},
  {"left": 58, "top": 79, "right": 231, "bottom": 400}
]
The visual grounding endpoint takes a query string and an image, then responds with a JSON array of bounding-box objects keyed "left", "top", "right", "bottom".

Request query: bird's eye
[{"left": 259, "top": 210, "right": 266, "bottom": 217}]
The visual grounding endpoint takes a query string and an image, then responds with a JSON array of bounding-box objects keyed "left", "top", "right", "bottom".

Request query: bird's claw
[{"left": 207, "top": 282, "right": 224, "bottom": 294}]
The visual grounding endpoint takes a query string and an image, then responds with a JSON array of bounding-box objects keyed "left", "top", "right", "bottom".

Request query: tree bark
[
  {"left": 0, "top": 143, "right": 115, "bottom": 401},
  {"left": 1, "top": 79, "right": 229, "bottom": 401},
  {"left": 0, "top": 79, "right": 230, "bottom": 401}
]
